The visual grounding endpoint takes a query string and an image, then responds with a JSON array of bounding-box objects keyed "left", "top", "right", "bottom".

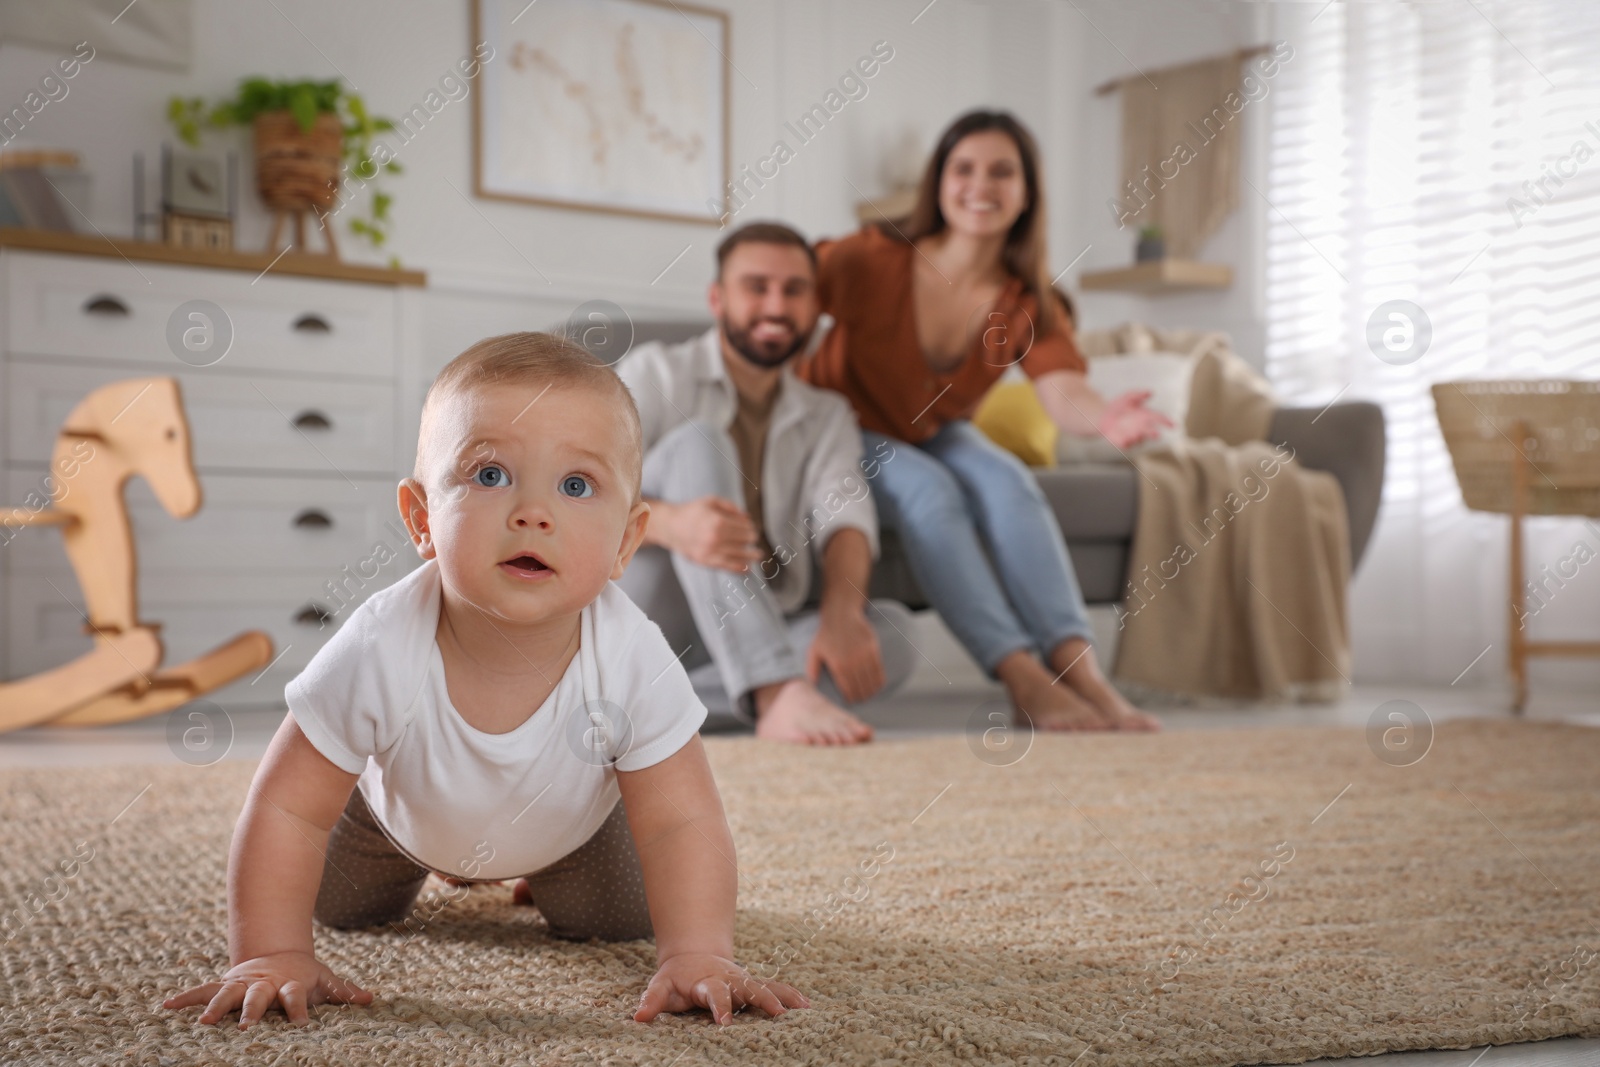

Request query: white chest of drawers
[{"left": 0, "top": 240, "right": 427, "bottom": 713}]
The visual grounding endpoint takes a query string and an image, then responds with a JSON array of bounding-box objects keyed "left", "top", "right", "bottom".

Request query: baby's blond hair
[{"left": 415, "top": 331, "right": 643, "bottom": 502}]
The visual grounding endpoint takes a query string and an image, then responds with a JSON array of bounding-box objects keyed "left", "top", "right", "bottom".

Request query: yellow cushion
[{"left": 972, "top": 381, "right": 1057, "bottom": 468}]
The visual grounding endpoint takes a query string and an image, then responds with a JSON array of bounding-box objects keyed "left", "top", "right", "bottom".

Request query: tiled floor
[{"left": 2, "top": 681, "right": 1593, "bottom": 1066}]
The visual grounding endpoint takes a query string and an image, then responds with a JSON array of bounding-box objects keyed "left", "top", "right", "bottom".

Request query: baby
[{"left": 164, "top": 332, "right": 807, "bottom": 1029}]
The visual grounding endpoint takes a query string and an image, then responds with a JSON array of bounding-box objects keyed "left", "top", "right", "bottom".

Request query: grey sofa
[{"left": 625, "top": 320, "right": 1384, "bottom": 609}]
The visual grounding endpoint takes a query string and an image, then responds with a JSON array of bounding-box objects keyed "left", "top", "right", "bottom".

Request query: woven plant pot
[{"left": 252, "top": 111, "right": 343, "bottom": 212}]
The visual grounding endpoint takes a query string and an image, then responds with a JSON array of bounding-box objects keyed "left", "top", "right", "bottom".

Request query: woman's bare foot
[
  {"left": 752, "top": 678, "right": 874, "bottom": 745},
  {"left": 1084, "top": 680, "right": 1160, "bottom": 731},
  {"left": 997, "top": 650, "right": 1112, "bottom": 731},
  {"left": 1048, "top": 638, "right": 1161, "bottom": 732},
  {"left": 1016, "top": 676, "right": 1111, "bottom": 731}
]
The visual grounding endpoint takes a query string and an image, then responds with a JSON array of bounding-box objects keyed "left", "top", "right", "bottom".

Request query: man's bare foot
[
  {"left": 1008, "top": 667, "right": 1112, "bottom": 731},
  {"left": 752, "top": 678, "right": 874, "bottom": 745}
]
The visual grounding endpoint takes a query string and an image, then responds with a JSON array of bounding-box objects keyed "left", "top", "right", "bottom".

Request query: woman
[{"left": 797, "top": 110, "right": 1168, "bottom": 731}]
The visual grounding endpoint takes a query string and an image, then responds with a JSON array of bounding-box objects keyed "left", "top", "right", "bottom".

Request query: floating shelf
[
  {"left": 0, "top": 227, "right": 426, "bottom": 287},
  {"left": 1079, "top": 259, "right": 1232, "bottom": 294}
]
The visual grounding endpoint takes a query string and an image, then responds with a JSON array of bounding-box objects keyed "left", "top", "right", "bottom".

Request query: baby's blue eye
[
  {"left": 474, "top": 465, "right": 508, "bottom": 488},
  {"left": 560, "top": 474, "right": 594, "bottom": 498}
]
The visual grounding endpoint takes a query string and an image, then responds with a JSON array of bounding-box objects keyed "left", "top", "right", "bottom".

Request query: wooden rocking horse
[{"left": 0, "top": 377, "right": 274, "bottom": 733}]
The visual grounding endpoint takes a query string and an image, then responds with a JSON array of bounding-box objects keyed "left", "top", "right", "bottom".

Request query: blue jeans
[{"left": 863, "top": 421, "right": 1094, "bottom": 676}]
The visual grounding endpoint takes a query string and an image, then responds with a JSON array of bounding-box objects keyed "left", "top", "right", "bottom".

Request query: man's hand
[
  {"left": 1095, "top": 389, "right": 1173, "bottom": 450},
  {"left": 163, "top": 950, "right": 373, "bottom": 1029},
  {"left": 806, "top": 604, "right": 885, "bottom": 704},
  {"left": 634, "top": 952, "right": 809, "bottom": 1025},
  {"left": 660, "top": 496, "right": 765, "bottom": 572}
]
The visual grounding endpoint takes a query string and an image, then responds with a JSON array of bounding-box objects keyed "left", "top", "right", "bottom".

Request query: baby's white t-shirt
[{"left": 285, "top": 557, "right": 707, "bottom": 881}]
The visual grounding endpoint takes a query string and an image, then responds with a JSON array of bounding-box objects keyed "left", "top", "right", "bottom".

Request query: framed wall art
[{"left": 473, "top": 0, "right": 730, "bottom": 224}]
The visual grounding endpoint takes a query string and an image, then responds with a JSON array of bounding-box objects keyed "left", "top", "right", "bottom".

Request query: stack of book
[{"left": 0, "top": 149, "right": 90, "bottom": 232}]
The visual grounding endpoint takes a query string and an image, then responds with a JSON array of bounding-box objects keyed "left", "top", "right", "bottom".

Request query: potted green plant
[
  {"left": 1135, "top": 223, "right": 1166, "bottom": 263},
  {"left": 166, "top": 78, "right": 400, "bottom": 257}
]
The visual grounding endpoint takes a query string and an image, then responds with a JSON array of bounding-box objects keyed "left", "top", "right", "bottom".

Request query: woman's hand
[
  {"left": 163, "top": 950, "right": 373, "bottom": 1029},
  {"left": 634, "top": 952, "right": 810, "bottom": 1025},
  {"left": 1095, "top": 389, "right": 1173, "bottom": 450}
]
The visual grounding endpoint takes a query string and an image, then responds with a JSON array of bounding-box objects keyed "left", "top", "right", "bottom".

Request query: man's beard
[{"left": 721, "top": 315, "right": 813, "bottom": 369}]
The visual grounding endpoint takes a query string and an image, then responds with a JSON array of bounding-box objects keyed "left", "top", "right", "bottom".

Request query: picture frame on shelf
[
  {"left": 164, "top": 148, "right": 229, "bottom": 217},
  {"left": 154, "top": 145, "right": 235, "bottom": 252}
]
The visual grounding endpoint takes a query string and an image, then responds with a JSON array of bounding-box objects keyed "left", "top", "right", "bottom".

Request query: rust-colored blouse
[{"left": 797, "top": 225, "right": 1086, "bottom": 444}]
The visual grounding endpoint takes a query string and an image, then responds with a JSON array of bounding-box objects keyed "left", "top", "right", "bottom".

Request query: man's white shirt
[{"left": 615, "top": 326, "right": 880, "bottom": 615}]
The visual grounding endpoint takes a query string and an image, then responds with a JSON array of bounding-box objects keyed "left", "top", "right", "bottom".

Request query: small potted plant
[
  {"left": 1136, "top": 223, "right": 1166, "bottom": 262},
  {"left": 167, "top": 78, "right": 400, "bottom": 257}
]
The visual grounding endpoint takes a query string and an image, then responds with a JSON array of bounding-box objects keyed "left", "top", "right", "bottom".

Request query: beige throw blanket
[{"left": 1080, "top": 324, "right": 1352, "bottom": 700}]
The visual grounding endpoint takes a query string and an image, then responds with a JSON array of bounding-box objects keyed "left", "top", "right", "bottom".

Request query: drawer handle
[
  {"left": 83, "top": 295, "right": 130, "bottom": 317},
  {"left": 294, "top": 603, "right": 334, "bottom": 627},
  {"left": 292, "top": 508, "right": 333, "bottom": 529},
  {"left": 293, "top": 313, "right": 332, "bottom": 333},
  {"left": 292, "top": 410, "right": 332, "bottom": 431}
]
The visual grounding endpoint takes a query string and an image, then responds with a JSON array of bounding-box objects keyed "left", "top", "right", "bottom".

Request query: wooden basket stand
[{"left": 1433, "top": 380, "right": 1600, "bottom": 712}]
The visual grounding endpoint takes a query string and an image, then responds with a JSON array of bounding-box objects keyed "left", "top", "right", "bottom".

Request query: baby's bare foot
[
  {"left": 753, "top": 678, "right": 874, "bottom": 745},
  {"left": 1013, "top": 672, "right": 1113, "bottom": 731}
]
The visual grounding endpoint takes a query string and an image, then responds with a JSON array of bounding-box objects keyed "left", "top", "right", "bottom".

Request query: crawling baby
[{"left": 164, "top": 331, "right": 807, "bottom": 1029}]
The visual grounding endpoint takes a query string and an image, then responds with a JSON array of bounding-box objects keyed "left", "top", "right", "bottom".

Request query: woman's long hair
[{"left": 886, "top": 109, "right": 1058, "bottom": 333}]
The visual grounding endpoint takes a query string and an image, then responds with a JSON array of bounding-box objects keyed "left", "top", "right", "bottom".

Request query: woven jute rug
[{"left": 2, "top": 719, "right": 1597, "bottom": 1066}]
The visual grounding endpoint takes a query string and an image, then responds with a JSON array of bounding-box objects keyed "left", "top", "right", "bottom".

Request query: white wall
[
  {"left": 1, "top": 0, "right": 1087, "bottom": 450},
  {"left": 27, "top": 1, "right": 1504, "bottom": 694},
  {"left": 0, "top": 1, "right": 1074, "bottom": 315},
  {"left": 0, "top": 0, "right": 1105, "bottom": 468},
  {"left": 1059, "top": 1, "right": 1265, "bottom": 360},
  {"left": 3, "top": 0, "right": 1256, "bottom": 354}
]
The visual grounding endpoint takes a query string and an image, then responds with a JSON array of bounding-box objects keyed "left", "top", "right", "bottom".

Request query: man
[{"left": 615, "top": 222, "right": 914, "bottom": 745}]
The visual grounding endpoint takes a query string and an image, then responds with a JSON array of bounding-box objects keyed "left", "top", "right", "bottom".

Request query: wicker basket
[
  {"left": 1432, "top": 380, "right": 1600, "bottom": 516},
  {"left": 252, "top": 111, "right": 343, "bottom": 212}
]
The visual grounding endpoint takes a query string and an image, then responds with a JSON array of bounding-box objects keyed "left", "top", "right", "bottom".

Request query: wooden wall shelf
[
  {"left": 1080, "top": 259, "right": 1232, "bottom": 294},
  {"left": 0, "top": 227, "right": 426, "bottom": 288}
]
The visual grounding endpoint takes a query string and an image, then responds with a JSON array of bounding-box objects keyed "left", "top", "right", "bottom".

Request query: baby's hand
[
  {"left": 162, "top": 950, "right": 374, "bottom": 1029},
  {"left": 634, "top": 952, "right": 809, "bottom": 1025}
]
